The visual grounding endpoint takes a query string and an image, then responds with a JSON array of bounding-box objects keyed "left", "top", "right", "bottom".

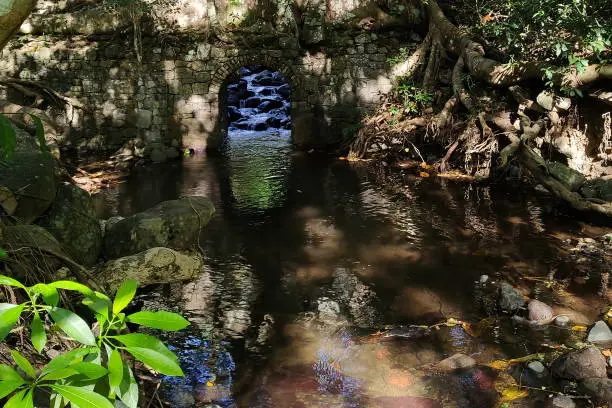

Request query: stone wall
[{"left": 0, "top": 2, "right": 418, "bottom": 159}]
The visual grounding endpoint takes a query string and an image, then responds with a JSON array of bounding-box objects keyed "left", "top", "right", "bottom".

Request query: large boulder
[
  {"left": 587, "top": 320, "right": 612, "bottom": 344},
  {"left": 37, "top": 183, "right": 102, "bottom": 266},
  {"left": 0, "top": 131, "right": 57, "bottom": 222},
  {"left": 103, "top": 196, "right": 215, "bottom": 258},
  {"left": 97, "top": 247, "right": 203, "bottom": 291},
  {"left": 579, "top": 378, "right": 612, "bottom": 406},
  {"left": 551, "top": 347, "right": 607, "bottom": 381}
]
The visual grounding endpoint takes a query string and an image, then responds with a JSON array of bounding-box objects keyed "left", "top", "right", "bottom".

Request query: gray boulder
[
  {"left": 97, "top": 247, "right": 203, "bottom": 291},
  {"left": 498, "top": 282, "right": 525, "bottom": 313},
  {"left": 37, "top": 183, "right": 102, "bottom": 266},
  {"left": 0, "top": 150, "right": 56, "bottom": 223},
  {"left": 551, "top": 347, "right": 607, "bottom": 381},
  {"left": 103, "top": 196, "right": 215, "bottom": 258},
  {"left": 579, "top": 378, "right": 612, "bottom": 406},
  {"left": 528, "top": 299, "right": 554, "bottom": 323},
  {"left": 587, "top": 320, "right": 612, "bottom": 344}
]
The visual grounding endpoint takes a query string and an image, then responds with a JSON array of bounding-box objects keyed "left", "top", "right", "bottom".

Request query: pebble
[
  {"left": 528, "top": 299, "right": 553, "bottom": 322},
  {"left": 587, "top": 320, "right": 612, "bottom": 344},
  {"left": 479, "top": 274, "right": 489, "bottom": 284},
  {"left": 527, "top": 361, "right": 547, "bottom": 377},
  {"left": 551, "top": 395, "right": 576, "bottom": 408},
  {"left": 435, "top": 353, "right": 476, "bottom": 372},
  {"left": 554, "top": 315, "right": 570, "bottom": 327}
]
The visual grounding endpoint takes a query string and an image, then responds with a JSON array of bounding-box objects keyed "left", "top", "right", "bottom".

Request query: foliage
[
  {"left": 390, "top": 79, "right": 433, "bottom": 115},
  {"left": 387, "top": 47, "right": 413, "bottom": 65},
  {"left": 471, "top": 0, "right": 611, "bottom": 74},
  {"left": 0, "top": 275, "right": 190, "bottom": 408}
]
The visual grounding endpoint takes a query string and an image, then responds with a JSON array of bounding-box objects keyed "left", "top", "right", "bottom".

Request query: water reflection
[{"left": 93, "top": 137, "right": 606, "bottom": 408}]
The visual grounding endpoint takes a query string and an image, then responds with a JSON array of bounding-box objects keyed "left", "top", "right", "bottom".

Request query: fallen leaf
[
  {"left": 571, "top": 325, "right": 588, "bottom": 332},
  {"left": 499, "top": 387, "right": 529, "bottom": 403},
  {"left": 508, "top": 353, "right": 543, "bottom": 364},
  {"left": 487, "top": 360, "right": 511, "bottom": 370},
  {"left": 419, "top": 171, "right": 430, "bottom": 178}
]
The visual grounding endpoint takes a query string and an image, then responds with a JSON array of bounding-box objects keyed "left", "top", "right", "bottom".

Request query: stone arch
[{"left": 206, "top": 54, "right": 313, "bottom": 150}]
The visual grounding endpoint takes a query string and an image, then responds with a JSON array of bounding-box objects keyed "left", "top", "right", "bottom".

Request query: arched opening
[
  {"left": 218, "top": 65, "right": 293, "bottom": 211},
  {"left": 225, "top": 65, "right": 291, "bottom": 139}
]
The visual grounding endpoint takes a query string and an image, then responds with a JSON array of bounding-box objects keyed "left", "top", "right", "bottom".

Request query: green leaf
[
  {"left": 0, "top": 114, "right": 16, "bottom": 162},
  {"left": 27, "top": 113, "right": 50, "bottom": 155},
  {"left": 0, "top": 380, "right": 26, "bottom": 399},
  {"left": 0, "top": 247, "right": 7, "bottom": 259},
  {"left": 117, "top": 364, "right": 138, "bottom": 408},
  {"left": 0, "top": 364, "right": 24, "bottom": 382},
  {"left": 4, "top": 389, "right": 30, "bottom": 408},
  {"left": 82, "top": 292, "right": 111, "bottom": 319},
  {"left": 40, "top": 367, "right": 79, "bottom": 381},
  {"left": 29, "top": 283, "right": 59, "bottom": 307},
  {"left": 41, "top": 347, "right": 93, "bottom": 376},
  {"left": 123, "top": 346, "right": 184, "bottom": 376},
  {"left": 9, "top": 349, "right": 36, "bottom": 379},
  {"left": 112, "top": 280, "right": 137, "bottom": 315},
  {"left": 50, "top": 384, "right": 114, "bottom": 408},
  {"left": 108, "top": 349, "right": 123, "bottom": 389},
  {"left": 126, "top": 311, "right": 190, "bottom": 331},
  {"left": 70, "top": 362, "right": 108, "bottom": 380},
  {"left": 48, "top": 281, "right": 93, "bottom": 295},
  {"left": 112, "top": 333, "right": 178, "bottom": 362},
  {"left": 49, "top": 307, "right": 96, "bottom": 346},
  {"left": 30, "top": 312, "right": 47, "bottom": 353},
  {"left": 0, "top": 275, "right": 26, "bottom": 289},
  {"left": 0, "top": 304, "right": 24, "bottom": 342}
]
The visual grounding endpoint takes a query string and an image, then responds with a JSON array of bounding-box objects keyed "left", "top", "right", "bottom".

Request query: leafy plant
[
  {"left": 0, "top": 276, "right": 190, "bottom": 408},
  {"left": 391, "top": 80, "right": 433, "bottom": 115}
]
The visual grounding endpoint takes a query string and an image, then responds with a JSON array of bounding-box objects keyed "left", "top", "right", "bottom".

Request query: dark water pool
[{"left": 93, "top": 131, "right": 609, "bottom": 408}]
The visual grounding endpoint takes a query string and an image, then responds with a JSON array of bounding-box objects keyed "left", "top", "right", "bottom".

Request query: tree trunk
[{"left": 0, "top": 0, "right": 37, "bottom": 51}]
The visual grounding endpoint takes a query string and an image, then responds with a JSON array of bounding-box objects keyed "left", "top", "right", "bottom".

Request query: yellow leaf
[
  {"left": 487, "top": 360, "right": 510, "bottom": 370},
  {"left": 499, "top": 387, "right": 529, "bottom": 403},
  {"left": 419, "top": 171, "right": 430, "bottom": 178},
  {"left": 508, "top": 353, "right": 543, "bottom": 364},
  {"left": 571, "top": 325, "right": 588, "bottom": 332},
  {"left": 206, "top": 381, "right": 214, "bottom": 387}
]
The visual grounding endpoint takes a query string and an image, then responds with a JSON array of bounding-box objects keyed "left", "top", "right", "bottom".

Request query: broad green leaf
[
  {"left": 0, "top": 114, "right": 16, "bottom": 161},
  {"left": 9, "top": 349, "right": 36, "bottom": 379},
  {"left": 0, "top": 275, "right": 25, "bottom": 289},
  {"left": 49, "top": 393, "right": 66, "bottom": 408},
  {"left": 82, "top": 292, "right": 111, "bottom": 319},
  {"left": 0, "top": 304, "right": 24, "bottom": 342},
  {"left": 4, "top": 389, "right": 30, "bottom": 408},
  {"left": 41, "top": 347, "right": 93, "bottom": 376},
  {"left": 112, "top": 280, "right": 137, "bottom": 315},
  {"left": 40, "top": 368, "right": 79, "bottom": 381},
  {"left": 49, "top": 307, "right": 96, "bottom": 346},
  {"left": 123, "top": 346, "right": 184, "bottom": 376},
  {"left": 70, "top": 362, "right": 108, "bottom": 380},
  {"left": 117, "top": 365, "right": 138, "bottom": 408},
  {"left": 27, "top": 113, "right": 50, "bottom": 155},
  {"left": 31, "top": 313, "right": 47, "bottom": 353},
  {"left": 29, "top": 283, "right": 59, "bottom": 307},
  {"left": 108, "top": 349, "right": 123, "bottom": 389},
  {"left": 126, "top": 311, "right": 190, "bottom": 331},
  {"left": 112, "top": 333, "right": 178, "bottom": 362},
  {"left": 50, "top": 384, "right": 114, "bottom": 408},
  {"left": 0, "top": 364, "right": 23, "bottom": 382},
  {"left": 48, "top": 281, "right": 93, "bottom": 295},
  {"left": 0, "top": 380, "right": 25, "bottom": 399}
]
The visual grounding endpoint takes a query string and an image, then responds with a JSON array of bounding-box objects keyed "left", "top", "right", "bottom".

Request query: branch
[{"left": 0, "top": 0, "right": 37, "bottom": 51}]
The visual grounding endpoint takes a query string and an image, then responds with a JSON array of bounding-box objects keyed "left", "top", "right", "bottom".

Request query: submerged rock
[
  {"left": 551, "top": 346, "right": 607, "bottom": 381},
  {"left": 103, "top": 196, "right": 215, "bottom": 258},
  {"left": 436, "top": 353, "right": 476, "bottom": 372},
  {"left": 587, "top": 320, "right": 612, "bottom": 344},
  {"left": 550, "top": 395, "right": 576, "bottom": 408},
  {"left": 37, "top": 183, "right": 102, "bottom": 266},
  {"left": 97, "top": 247, "right": 203, "bottom": 291},
  {"left": 528, "top": 299, "right": 554, "bottom": 323},
  {"left": 579, "top": 378, "right": 612, "bottom": 406},
  {"left": 498, "top": 282, "right": 525, "bottom": 313}
]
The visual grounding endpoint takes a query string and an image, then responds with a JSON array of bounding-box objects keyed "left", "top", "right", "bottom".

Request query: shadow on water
[{"left": 93, "top": 131, "right": 609, "bottom": 408}]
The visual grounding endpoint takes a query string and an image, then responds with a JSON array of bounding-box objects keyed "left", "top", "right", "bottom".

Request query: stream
[{"left": 92, "top": 128, "right": 610, "bottom": 408}]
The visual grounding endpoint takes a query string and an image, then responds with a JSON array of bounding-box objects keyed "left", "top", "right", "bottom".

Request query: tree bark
[{"left": 0, "top": 0, "right": 37, "bottom": 51}]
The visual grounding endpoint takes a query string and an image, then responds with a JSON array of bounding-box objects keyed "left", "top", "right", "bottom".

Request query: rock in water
[
  {"left": 97, "top": 247, "right": 203, "bottom": 291},
  {"left": 436, "top": 353, "right": 476, "bottom": 372},
  {"left": 554, "top": 315, "right": 570, "bottom": 327},
  {"left": 37, "top": 183, "right": 102, "bottom": 266},
  {"left": 498, "top": 282, "right": 525, "bottom": 313},
  {"left": 103, "top": 196, "right": 215, "bottom": 258},
  {"left": 551, "top": 347, "right": 607, "bottom": 381},
  {"left": 579, "top": 378, "right": 612, "bottom": 406},
  {"left": 587, "top": 320, "right": 612, "bottom": 344},
  {"left": 551, "top": 395, "right": 576, "bottom": 408},
  {"left": 527, "top": 299, "right": 553, "bottom": 322}
]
